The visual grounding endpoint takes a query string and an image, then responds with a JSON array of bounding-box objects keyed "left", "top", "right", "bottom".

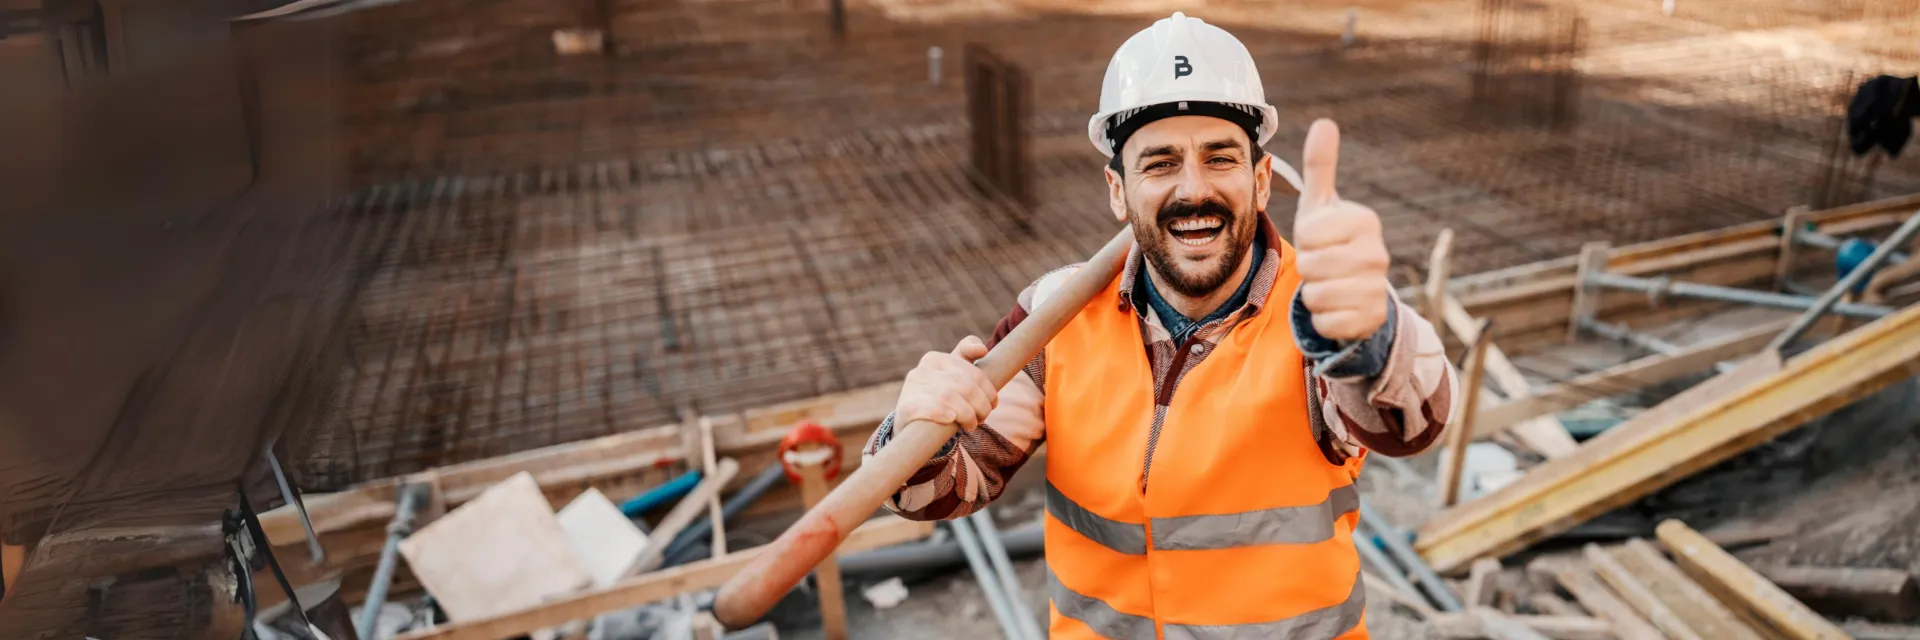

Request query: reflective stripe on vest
[
  {"left": 1050, "top": 565, "right": 1368, "bottom": 640},
  {"left": 1047, "top": 481, "right": 1360, "bottom": 553}
]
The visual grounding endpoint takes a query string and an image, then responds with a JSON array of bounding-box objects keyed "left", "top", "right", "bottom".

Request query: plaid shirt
[{"left": 863, "top": 215, "right": 1458, "bottom": 520}]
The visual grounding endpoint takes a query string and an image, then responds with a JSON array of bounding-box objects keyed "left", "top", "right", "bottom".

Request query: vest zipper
[{"left": 1140, "top": 337, "right": 1199, "bottom": 494}]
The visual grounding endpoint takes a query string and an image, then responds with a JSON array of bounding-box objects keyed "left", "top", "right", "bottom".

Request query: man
[{"left": 863, "top": 12, "right": 1457, "bottom": 639}]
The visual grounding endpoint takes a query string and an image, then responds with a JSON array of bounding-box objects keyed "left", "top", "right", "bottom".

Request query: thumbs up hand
[{"left": 1294, "top": 119, "right": 1392, "bottom": 342}]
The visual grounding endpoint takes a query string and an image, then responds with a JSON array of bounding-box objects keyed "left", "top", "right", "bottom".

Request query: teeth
[
  {"left": 1170, "top": 217, "right": 1223, "bottom": 232},
  {"left": 1177, "top": 235, "right": 1214, "bottom": 246}
]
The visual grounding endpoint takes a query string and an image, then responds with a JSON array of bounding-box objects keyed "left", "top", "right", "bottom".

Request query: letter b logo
[{"left": 1173, "top": 55, "right": 1193, "bottom": 78}]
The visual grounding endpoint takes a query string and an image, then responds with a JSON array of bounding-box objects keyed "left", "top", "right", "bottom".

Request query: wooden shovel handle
[{"left": 710, "top": 227, "right": 1134, "bottom": 629}]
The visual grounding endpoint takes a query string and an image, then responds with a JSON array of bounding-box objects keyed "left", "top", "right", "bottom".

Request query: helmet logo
[{"left": 1173, "top": 55, "right": 1193, "bottom": 79}]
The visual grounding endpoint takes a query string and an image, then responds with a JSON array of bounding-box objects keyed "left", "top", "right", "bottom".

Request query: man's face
[{"left": 1105, "top": 115, "right": 1273, "bottom": 298}]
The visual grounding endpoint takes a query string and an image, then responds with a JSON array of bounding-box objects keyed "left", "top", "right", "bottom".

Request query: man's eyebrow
[
  {"left": 1133, "top": 144, "right": 1179, "bottom": 165},
  {"left": 1202, "top": 138, "right": 1247, "bottom": 154}
]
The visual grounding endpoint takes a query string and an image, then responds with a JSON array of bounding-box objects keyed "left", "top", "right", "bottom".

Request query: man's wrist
[{"left": 1292, "top": 291, "right": 1396, "bottom": 379}]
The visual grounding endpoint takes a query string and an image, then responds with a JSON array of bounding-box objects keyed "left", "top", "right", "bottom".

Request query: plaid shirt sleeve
[
  {"left": 860, "top": 268, "right": 1067, "bottom": 521},
  {"left": 1301, "top": 287, "right": 1459, "bottom": 459}
]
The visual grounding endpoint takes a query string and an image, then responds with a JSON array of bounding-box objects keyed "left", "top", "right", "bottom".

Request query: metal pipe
[
  {"left": 837, "top": 522, "right": 1043, "bottom": 575},
  {"left": 1350, "top": 530, "right": 1421, "bottom": 604},
  {"left": 1795, "top": 229, "right": 1910, "bottom": 264},
  {"left": 662, "top": 463, "right": 788, "bottom": 567},
  {"left": 1587, "top": 273, "right": 1895, "bottom": 319},
  {"left": 1773, "top": 211, "right": 1920, "bottom": 351},
  {"left": 969, "top": 511, "right": 1045, "bottom": 640},
  {"left": 1358, "top": 503, "right": 1463, "bottom": 612},
  {"left": 357, "top": 483, "right": 427, "bottom": 639},
  {"left": 949, "top": 517, "right": 1026, "bottom": 640},
  {"left": 1581, "top": 319, "right": 1734, "bottom": 374},
  {"left": 267, "top": 450, "right": 326, "bottom": 563}
]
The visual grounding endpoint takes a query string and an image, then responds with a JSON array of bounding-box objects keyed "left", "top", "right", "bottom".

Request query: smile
[{"left": 1168, "top": 216, "right": 1225, "bottom": 247}]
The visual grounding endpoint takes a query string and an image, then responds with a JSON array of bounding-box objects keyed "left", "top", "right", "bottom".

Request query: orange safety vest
[{"left": 1040, "top": 240, "right": 1369, "bottom": 639}]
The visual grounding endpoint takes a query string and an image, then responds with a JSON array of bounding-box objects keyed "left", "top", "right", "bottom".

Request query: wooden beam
[
  {"left": 1754, "top": 565, "right": 1920, "bottom": 621},
  {"left": 1471, "top": 318, "right": 1789, "bottom": 437},
  {"left": 1471, "top": 607, "right": 1553, "bottom": 640},
  {"left": 1552, "top": 564, "right": 1664, "bottom": 640},
  {"left": 1775, "top": 206, "right": 1811, "bottom": 291},
  {"left": 625, "top": 458, "right": 739, "bottom": 578},
  {"left": 1427, "top": 228, "right": 1455, "bottom": 325},
  {"left": 1428, "top": 612, "right": 1613, "bottom": 640},
  {"left": 393, "top": 516, "right": 934, "bottom": 640},
  {"left": 1656, "top": 520, "right": 1850, "bottom": 640},
  {"left": 1362, "top": 572, "right": 1437, "bottom": 619},
  {"left": 1614, "top": 538, "right": 1762, "bottom": 640},
  {"left": 1526, "top": 593, "right": 1583, "bottom": 617},
  {"left": 1568, "top": 242, "right": 1610, "bottom": 341},
  {"left": 1417, "top": 301, "right": 1920, "bottom": 573},
  {"left": 1584, "top": 543, "right": 1703, "bottom": 640},
  {"left": 1440, "top": 321, "right": 1494, "bottom": 508},
  {"left": 1443, "top": 299, "right": 1579, "bottom": 458},
  {"left": 1846, "top": 622, "right": 1920, "bottom": 640},
  {"left": 1464, "top": 557, "right": 1502, "bottom": 607}
]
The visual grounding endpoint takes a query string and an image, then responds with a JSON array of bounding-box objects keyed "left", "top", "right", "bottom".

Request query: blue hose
[{"left": 621, "top": 468, "right": 702, "bottom": 517}]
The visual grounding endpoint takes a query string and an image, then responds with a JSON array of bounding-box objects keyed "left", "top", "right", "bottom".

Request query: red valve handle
[{"left": 777, "top": 420, "right": 843, "bottom": 483}]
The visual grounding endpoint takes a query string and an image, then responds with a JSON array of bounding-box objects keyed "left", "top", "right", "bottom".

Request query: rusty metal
[
  {"left": 1472, "top": 0, "right": 1584, "bottom": 130},
  {"left": 966, "top": 43, "right": 1033, "bottom": 210}
]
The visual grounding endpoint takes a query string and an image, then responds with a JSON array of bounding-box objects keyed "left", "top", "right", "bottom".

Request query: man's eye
[
  {"left": 1146, "top": 161, "right": 1174, "bottom": 170},
  {"left": 1209, "top": 156, "right": 1235, "bottom": 164}
]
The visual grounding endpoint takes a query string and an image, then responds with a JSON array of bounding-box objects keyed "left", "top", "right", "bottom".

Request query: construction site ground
[{"left": 271, "top": 0, "right": 1920, "bottom": 635}]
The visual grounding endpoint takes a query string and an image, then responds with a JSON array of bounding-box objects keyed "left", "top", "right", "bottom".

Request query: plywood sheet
[
  {"left": 400, "top": 472, "right": 592, "bottom": 623},
  {"left": 556, "top": 488, "right": 647, "bottom": 589}
]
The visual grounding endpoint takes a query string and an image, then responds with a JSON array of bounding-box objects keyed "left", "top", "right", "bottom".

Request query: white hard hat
[{"left": 1087, "top": 12, "right": 1281, "bottom": 159}]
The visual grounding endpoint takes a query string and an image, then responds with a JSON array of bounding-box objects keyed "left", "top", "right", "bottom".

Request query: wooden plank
[
  {"left": 1472, "top": 607, "right": 1553, "bottom": 640},
  {"left": 1775, "top": 206, "right": 1811, "bottom": 291},
  {"left": 1440, "top": 321, "right": 1495, "bottom": 507},
  {"left": 1418, "top": 301, "right": 1920, "bottom": 573},
  {"left": 1429, "top": 613, "right": 1614, "bottom": 640},
  {"left": 1614, "top": 538, "right": 1762, "bottom": 640},
  {"left": 555, "top": 488, "right": 647, "bottom": 589},
  {"left": 1754, "top": 565, "right": 1920, "bottom": 621},
  {"left": 1846, "top": 621, "right": 1920, "bottom": 640},
  {"left": 1656, "top": 520, "right": 1850, "bottom": 640},
  {"left": 1363, "top": 572, "right": 1437, "bottom": 619},
  {"left": 1444, "top": 299, "right": 1579, "bottom": 458},
  {"left": 1568, "top": 242, "right": 1610, "bottom": 340},
  {"left": 1465, "top": 558, "right": 1502, "bottom": 607},
  {"left": 699, "top": 417, "right": 726, "bottom": 558},
  {"left": 398, "top": 472, "right": 594, "bottom": 626},
  {"left": 1472, "top": 319, "right": 1789, "bottom": 437},
  {"left": 393, "top": 517, "right": 935, "bottom": 640},
  {"left": 1584, "top": 543, "right": 1702, "bottom": 640},
  {"left": 1427, "top": 228, "right": 1455, "bottom": 325},
  {"left": 1552, "top": 564, "right": 1665, "bottom": 640},
  {"left": 1527, "top": 593, "right": 1584, "bottom": 617},
  {"left": 625, "top": 458, "right": 739, "bottom": 578}
]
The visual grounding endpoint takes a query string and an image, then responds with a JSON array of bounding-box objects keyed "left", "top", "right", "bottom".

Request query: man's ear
[
  {"left": 1254, "top": 153, "right": 1273, "bottom": 213},
  {"left": 1105, "top": 165, "right": 1127, "bottom": 222}
]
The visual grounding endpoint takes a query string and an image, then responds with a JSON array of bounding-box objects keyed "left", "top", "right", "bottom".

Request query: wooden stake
[
  {"left": 624, "top": 458, "right": 739, "bottom": 578},
  {"left": 1439, "top": 318, "right": 1494, "bottom": 507},
  {"left": 699, "top": 417, "right": 727, "bottom": 558},
  {"left": 1569, "top": 242, "right": 1610, "bottom": 341},
  {"left": 792, "top": 443, "right": 848, "bottom": 640},
  {"left": 1776, "top": 206, "right": 1811, "bottom": 291},
  {"left": 1426, "top": 228, "right": 1456, "bottom": 326},
  {"left": 1442, "top": 298, "right": 1579, "bottom": 458},
  {"left": 1656, "top": 520, "right": 1850, "bottom": 640}
]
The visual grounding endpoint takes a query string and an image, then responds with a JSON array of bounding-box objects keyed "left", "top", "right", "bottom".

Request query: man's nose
[{"left": 1173, "top": 158, "right": 1218, "bottom": 203}]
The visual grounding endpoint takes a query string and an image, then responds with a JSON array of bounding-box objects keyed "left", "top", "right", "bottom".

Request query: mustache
[{"left": 1155, "top": 198, "right": 1236, "bottom": 227}]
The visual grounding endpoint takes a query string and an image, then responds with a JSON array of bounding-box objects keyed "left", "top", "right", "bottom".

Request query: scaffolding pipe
[
  {"left": 1351, "top": 530, "right": 1422, "bottom": 604},
  {"left": 949, "top": 517, "right": 1029, "bottom": 640},
  {"left": 357, "top": 483, "right": 428, "bottom": 639},
  {"left": 1581, "top": 319, "right": 1734, "bottom": 374},
  {"left": 267, "top": 450, "right": 326, "bottom": 563},
  {"left": 1358, "top": 503, "right": 1462, "bottom": 612},
  {"left": 969, "top": 511, "right": 1046, "bottom": 640},
  {"left": 1586, "top": 273, "right": 1896, "bottom": 319},
  {"left": 1773, "top": 211, "right": 1920, "bottom": 351},
  {"left": 1795, "top": 229, "right": 1911, "bottom": 264}
]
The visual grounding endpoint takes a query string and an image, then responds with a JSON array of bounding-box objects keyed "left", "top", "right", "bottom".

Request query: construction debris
[
  {"left": 859, "top": 577, "right": 909, "bottom": 610},
  {"left": 1753, "top": 565, "right": 1920, "bottom": 621}
]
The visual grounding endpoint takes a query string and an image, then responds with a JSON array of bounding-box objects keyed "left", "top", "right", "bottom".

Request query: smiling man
[{"left": 864, "top": 12, "right": 1459, "bottom": 639}]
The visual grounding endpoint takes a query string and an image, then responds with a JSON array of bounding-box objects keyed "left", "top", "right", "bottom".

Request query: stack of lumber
[{"left": 1373, "top": 519, "right": 1912, "bottom": 640}]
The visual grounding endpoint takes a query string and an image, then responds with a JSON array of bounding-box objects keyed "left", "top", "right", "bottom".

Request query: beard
[{"left": 1129, "top": 195, "right": 1258, "bottom": 299}]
